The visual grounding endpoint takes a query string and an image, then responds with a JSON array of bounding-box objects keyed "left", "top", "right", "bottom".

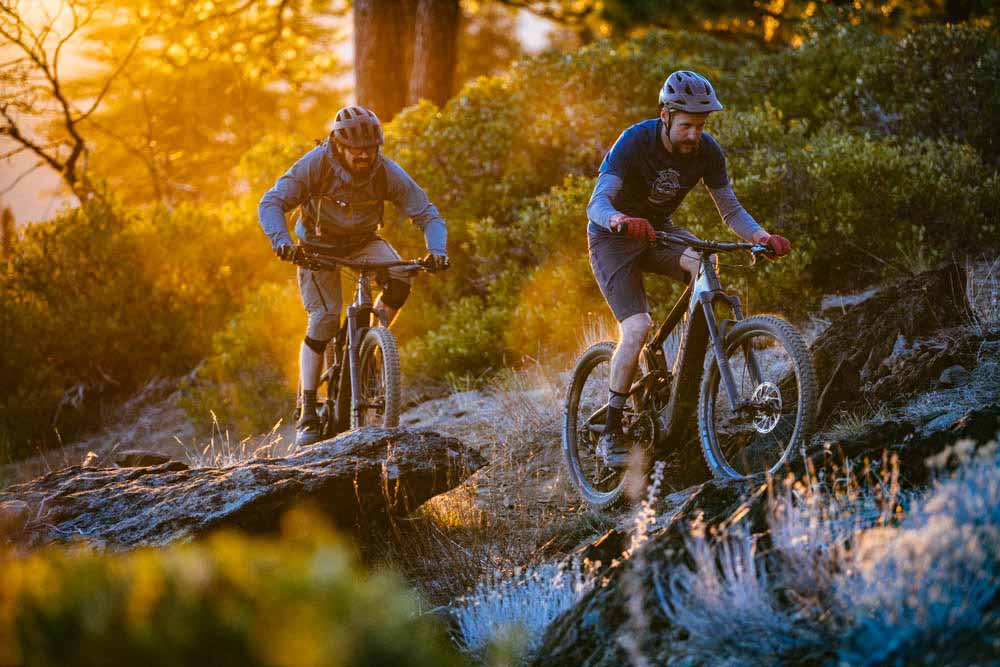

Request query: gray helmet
[
  {"left": 658, "top": 70, "right": 723, "bottom": 113},
  {"left": 331, "top": 106, "right": 384, "bottom": 148}
]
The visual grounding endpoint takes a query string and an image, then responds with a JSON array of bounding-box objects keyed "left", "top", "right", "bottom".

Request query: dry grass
[
  {"left": 825, "top": 404, "right": 893, "bottom": 442},
  {"left": 381, "top": 363, "right": 611, "bottom": 605},
  {"left": 179, "top": 412, "right": 292, "bottom": 468},
  {"left": 374, "top": 357, "right": 626, "bottom": 663},
  {"left": 654, "top": 442, "right": 1000, "bottom": 666},
  {"left": 966, "top": 256, "right": 1000, "bottom": 335}
]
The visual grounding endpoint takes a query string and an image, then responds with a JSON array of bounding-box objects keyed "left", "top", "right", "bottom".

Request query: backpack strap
[
  {"left": 308, "top": 140, "right": 335, "bottom": 202},
  {"left": 374, "top": 161, "right": 387, "bottom": 225}
]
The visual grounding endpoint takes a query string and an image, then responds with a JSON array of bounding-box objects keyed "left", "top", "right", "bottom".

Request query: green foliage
[
  {"left": 0, "top": 197, "right": 281, "bottom": 458},
  {"left": 179, "top": 282, "right": 302, "bottom": 435},
  {"left": 731, "top": 15, "right": 888, "bottom": 128},
  {"left": 403, "top": 295, "right": 510, "bottom": 379},
  {"left": 733, "top": 20, "right": 1000, "bottom": 164},
  {"left": 0, "top": 509, "right": 463, "bottom": 667},
  {"left": 839, "top": 23, "right": 1000, "bottom": 164}
]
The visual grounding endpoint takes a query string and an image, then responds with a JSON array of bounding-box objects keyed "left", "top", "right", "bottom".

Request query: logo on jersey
[{"left": 649, "top": 168, "right": 682, "bottom": 206}]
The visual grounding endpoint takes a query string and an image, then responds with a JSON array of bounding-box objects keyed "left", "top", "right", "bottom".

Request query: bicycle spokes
[{"left": 708, "top": 328, "right": 799, "bottom": 476}]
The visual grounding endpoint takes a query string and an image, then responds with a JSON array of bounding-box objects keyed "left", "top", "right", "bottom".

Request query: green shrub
[
  {"left": 0, "top": 509, "right": 463, "bottom": 667},
  {"left": 179, "top": 281, "right": 303, "bottom": 435},
  {"left": 731, "top": 16, "right": 887, "bottom": 129},
  {"left": 838, "top": 23, "right": 1000, "bottom": 163},
  {"left": 0, "top": 197, "right": 280, "bottom": 457},
  {"left": 402, "top": 295, "right": 510, "bottom": 380}
]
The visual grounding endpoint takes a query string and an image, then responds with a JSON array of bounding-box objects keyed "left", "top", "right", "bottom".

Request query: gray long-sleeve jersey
[{"left": 258, "top": 142, "right": 447, "bottom": 254}]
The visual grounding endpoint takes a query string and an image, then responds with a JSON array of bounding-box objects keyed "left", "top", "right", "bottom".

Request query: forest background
[{"left": 1, "top": 0, "right": 998, "bottom": 460}]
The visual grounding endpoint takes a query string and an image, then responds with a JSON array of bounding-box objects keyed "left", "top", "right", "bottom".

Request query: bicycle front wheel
[
  {"left": 354, "top": 327, "right": 402, "bottom": 428},
  {"left": 698, "top": 315, "right": 816, "bottom": 479}
]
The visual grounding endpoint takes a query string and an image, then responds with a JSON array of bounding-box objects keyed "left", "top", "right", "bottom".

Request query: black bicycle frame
[
  {"left": 317, "top": 272, "right": 379, "bottom": 429},
  {"left": 638, "top": 252, "right": 751, "bottom": 452}
]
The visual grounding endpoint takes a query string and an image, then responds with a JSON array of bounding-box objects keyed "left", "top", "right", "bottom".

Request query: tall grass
[
  {"left": 452, "top": 558, "right": 597, "bottom": 654},
  {"left": 377, "top": 362, "right": 605, "bottom": 607}
]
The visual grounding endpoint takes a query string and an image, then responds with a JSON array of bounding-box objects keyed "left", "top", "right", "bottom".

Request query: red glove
[
  {"left": 763, "top": 234, "right": 791, "bottom": 256},
  {"left": 611, "top": 215, "right": 656, "bottom": 243}
]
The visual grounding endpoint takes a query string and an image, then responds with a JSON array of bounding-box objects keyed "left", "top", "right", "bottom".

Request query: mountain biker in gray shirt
[
  {"left": 587, "top": 70, "right": 791, "bottom": 469},
  {"left": 258, "top": 106, "right": 449, "bottom": 447}
]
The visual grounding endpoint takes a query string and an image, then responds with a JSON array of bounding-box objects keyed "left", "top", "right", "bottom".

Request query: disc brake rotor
[{"left": 750, "top": 381, "right": 782, "bottom": 434}]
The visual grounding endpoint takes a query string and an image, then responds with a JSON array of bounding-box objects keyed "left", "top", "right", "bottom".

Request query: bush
[
  {"left": 0, "top": 509, "right": 463, "bottom": 667},
  {"left": 731, "top": 15, "right": 887, "bottom": 129},
  {"left": 0, "top": 196, "right": 280, "bottom": 458},
  {"left": 179, "top": 281, "right": 303, "bottom": 435},
  {"left": 839, "top": 23, "right": 1000, "bottom": 164},
  {"left": 663, "top": 444, "right": 1000, "bottom": 666}
]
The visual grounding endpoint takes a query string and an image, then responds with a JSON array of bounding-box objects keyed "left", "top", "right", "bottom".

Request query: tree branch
[
  {"left": 0, "top": 161, "right": 43, "bottom": 196},
  {"left": 74, "top": 19, "right": 151, "bottom": 123},
  {"left": 0, "top": 105, "right": 66, "bottom": 176}
]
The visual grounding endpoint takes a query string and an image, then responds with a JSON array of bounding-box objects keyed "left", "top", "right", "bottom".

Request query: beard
[
  {"left": 677, "top": 139, "right": 699, "bottom": 153},
  {"left": 349, "top": 158, "right": 374, "bottom": 175}
]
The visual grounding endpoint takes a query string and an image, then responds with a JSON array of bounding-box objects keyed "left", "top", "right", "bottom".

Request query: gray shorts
[
  {"left": 298, "top": 238, "right": 410, "bottom": 340},
  {"left": 588, "top": 222, "right": 701, "bottom": 322}
]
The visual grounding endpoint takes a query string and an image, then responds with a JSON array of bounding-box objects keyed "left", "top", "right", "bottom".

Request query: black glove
[
  {"left": 276, "top": 244, "right": 303, "bottom": 264},
  {"left": 423, "top": 252, "right": 450, "bottom": 272}
]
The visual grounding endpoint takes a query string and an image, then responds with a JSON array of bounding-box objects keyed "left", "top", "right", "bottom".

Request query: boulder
[
  {"left": 809, "top": 265, "right": 966, "bottom": 423},
  {"left": 0, "top": 428, "right": 484, "bottom": 550}
]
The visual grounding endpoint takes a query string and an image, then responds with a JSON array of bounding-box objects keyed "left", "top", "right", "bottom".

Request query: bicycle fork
[
  {"left": 700, "top": 291, "right": 764, "bottom": 412},
  {"left": 346, "top": 274, "right": 375, "bottom": 427}
]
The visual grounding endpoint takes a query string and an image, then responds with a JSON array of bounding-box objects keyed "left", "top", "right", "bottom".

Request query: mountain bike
[
  {"left": 294, "top": 248, "right": 434, "bottom": 437},
  {"left": 563, "top": 231, "right": 817, "bottom": 507}
]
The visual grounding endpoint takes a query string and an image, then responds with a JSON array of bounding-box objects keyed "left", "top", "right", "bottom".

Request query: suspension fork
[
  {"left": 701, "top": 292, "right": 745, "bottom": 410},
  {"left": 347, "top": 274, "right": 375, "bottom": 426},
  {"left": 728, "top": 296, "right": 764, "bottom": 387}
]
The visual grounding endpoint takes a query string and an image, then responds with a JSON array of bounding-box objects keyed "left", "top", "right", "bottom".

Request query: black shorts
[{"left": 588, "top": 222, "right": 701, "bottom": 322}]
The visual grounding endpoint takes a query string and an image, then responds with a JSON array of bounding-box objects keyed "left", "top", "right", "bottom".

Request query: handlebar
[
  {"left": 294, "top": 248, "right": 431, "bottom": 273},
  {"left": 655, "top": 231, "right": 772, "bottom": 257}
]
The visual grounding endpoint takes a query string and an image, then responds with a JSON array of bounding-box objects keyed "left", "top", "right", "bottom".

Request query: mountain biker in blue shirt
[
  {"left": 258, "top": 106, "right": 449, "bottom": 447},
  {"left": 587, "top": 70, "right": 791, "bottom": 469}
]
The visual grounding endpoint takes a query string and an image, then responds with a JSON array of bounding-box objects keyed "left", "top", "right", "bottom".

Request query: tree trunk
[
  {"left": 1, "top": 205, "right": 14, "bottom": 258},
  {"left": 354, "top": 0, "right": 416, "bottom": 121},
  {"left": 409, "top": 0, "right": 460, "bottom": 107}
]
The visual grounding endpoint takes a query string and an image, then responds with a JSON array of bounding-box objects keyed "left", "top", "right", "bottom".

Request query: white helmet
[
  {"left": 331, "top": 106, "right": 384, "bottom": 148},
  {"left": 658, "top": 70, "right": 723, "bottom": 112}
]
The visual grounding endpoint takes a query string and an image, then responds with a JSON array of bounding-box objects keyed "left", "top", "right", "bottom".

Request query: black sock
[
  {"left": 302, "top": 389, "right": 317, "bottom": 414},
  {"left": 606, "top": 389, "right": 628, "bottom": 434}
]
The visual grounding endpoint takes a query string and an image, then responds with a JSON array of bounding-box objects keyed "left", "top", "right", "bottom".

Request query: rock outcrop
[
  {"left": 810, "top": 265, "right": 967, "bottom": 423},
  {"left": 1, "top": 427, "right": 484, "bottom": 550}
]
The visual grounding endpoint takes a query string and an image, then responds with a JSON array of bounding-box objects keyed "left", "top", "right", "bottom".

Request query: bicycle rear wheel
[
  {"left": 563, "top": 342, "right": 643, "bottom": 509},
  {"left": 354, "top": 326, "right": 402, "bottom": 428},
  {"left": 698, "top": 315, "right": 816, "bottom": 479}
]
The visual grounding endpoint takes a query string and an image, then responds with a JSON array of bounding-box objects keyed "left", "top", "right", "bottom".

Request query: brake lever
[{"left": 749, "top": 244, "right": 775, "bottom": 265}]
